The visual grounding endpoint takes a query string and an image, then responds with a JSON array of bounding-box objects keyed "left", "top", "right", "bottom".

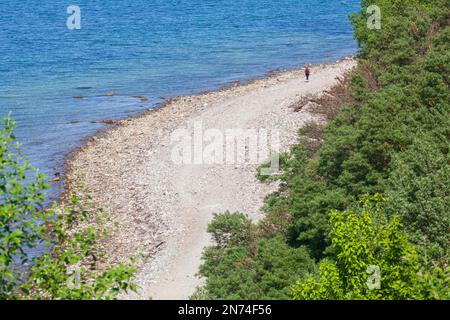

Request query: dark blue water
[{"left": 0, "top": 0, "right": 359, "bottom": 198}]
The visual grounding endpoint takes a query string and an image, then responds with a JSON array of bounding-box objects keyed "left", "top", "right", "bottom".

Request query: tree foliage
[
  {"left": 196, "top": 212, "right": 314, "bottom": 300},
  {"left": 0, "top": 116, "right": 49, "bottom": 298},
  {"left": 292, "top": 195, "right": 423, "bottom": 300}
]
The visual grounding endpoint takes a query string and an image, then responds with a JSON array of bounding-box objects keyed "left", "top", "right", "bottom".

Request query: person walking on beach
[{"left": 305, "top": 65, "right": 311, "bottom": 81}]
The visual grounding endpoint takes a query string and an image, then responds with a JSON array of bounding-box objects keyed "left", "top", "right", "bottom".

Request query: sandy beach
[{"left": 65, "top": 57, "right": 357, "bottom": 300}]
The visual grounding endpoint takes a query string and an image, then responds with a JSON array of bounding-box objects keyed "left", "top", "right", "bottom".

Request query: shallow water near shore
[{"left": 0, "top": 0, "right": 359, "bottom": 200}]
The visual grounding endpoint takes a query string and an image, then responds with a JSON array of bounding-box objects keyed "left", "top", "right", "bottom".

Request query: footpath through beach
[{"left": 65, "top": 58, "right": 357, "bottom": 299}]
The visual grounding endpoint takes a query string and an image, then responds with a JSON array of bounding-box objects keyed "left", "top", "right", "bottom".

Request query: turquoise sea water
[{"left": 0, "top": 0, "right": 360, "bottom": 198}]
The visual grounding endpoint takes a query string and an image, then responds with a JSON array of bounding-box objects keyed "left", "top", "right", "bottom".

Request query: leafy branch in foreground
[
  {"left": 0, "top": 116, "right": 136, "bottom": 299},
  {"left": 194, "top": 0, "right": 449, "bottom": 300}
]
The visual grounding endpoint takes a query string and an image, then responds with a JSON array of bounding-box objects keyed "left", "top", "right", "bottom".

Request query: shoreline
[{"left": 63, "top": 56, "right": 357, "bottom": 299}]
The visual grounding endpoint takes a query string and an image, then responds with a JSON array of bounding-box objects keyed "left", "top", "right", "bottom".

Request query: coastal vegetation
[
  {"left": 0, "top": 116, "right": 136, "bottom": 299},
  {"left": 196, "top": 0, "right": 450, "bottom": 300}
]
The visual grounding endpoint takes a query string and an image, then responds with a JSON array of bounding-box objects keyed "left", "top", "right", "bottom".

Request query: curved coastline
[{"left": 63, "top": 56, "right": 357, "bottom": 299}]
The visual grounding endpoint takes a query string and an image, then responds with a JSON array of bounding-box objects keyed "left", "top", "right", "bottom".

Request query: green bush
[
  {"left": 291, "top": 195, "right": 422, "bottom": 300},
  {"left": 0, "top": 116, "right": 136, "bottom": 299},
  {"left": 198, "top": 0, "right": 450, "bottom": 300},
  {"left": 198, "top": 212, "right": 314, "bottom": 300},
  {"left": 386, "top": 136, "right": 450, "bottom": 266},
  {"left": 1, "top": 116, "right": 50, "bottom": 298}
]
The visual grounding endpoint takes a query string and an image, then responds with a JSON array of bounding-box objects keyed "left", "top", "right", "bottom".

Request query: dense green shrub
[{"left": 292, "top": 195, "right": 422, "bottom": 300}]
